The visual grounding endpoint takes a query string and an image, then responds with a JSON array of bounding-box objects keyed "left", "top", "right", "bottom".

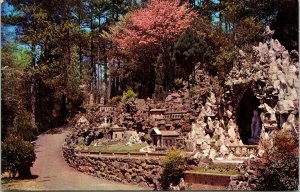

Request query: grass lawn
[
  {"left": 191, "top": 164, "right": 239, "bottom": 176},
  {"left": 1, "top": 178, "right": 47, "bottom": 191},
  {"left": 86, "top": 143, "right": 148, "bottom": 153}
]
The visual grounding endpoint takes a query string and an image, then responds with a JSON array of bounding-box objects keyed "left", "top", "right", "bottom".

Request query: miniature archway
[{"left": 236, "top": 88, "right": 260, "bottom": 144}]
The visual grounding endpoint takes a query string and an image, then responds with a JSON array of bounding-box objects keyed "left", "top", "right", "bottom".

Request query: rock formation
[{"left": 185, "top": 26, "right": 298, "bottom": 161}]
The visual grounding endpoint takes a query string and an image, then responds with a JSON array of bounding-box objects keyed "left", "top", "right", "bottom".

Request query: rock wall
[
  {"left": 62, "top": 147, "right": 163, "bottom": 190},
  {"left": 184, "top": 171, "right": 231, "bottom": 187},
  {"left": 228, "top": 158, "right": 267, "bottom": 190}
]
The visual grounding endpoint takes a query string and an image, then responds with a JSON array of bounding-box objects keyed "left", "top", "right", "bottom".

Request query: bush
[
  {"left": 161, "top": 150, "right": 186, "bottom": 190},
  {"left": 122, "top": 88, "right": 137, "bottom": 101},
  {"left": 174, "top": 78, "right": 183, "bottom": 89},
  {"left": 7, "top": 110, "right": 37, "bottom": 141},
  {"left": 109, "top": 95, "right": 122, "bottom": 105},
  {"left": 143, "top": 134, "right": 152, "bottom": 144},
  {"left": 2, "top": 136, "right": 36, "bottom": 178},
  {"left": 255, "top": 130, "right": 299, "bottom": 190}
]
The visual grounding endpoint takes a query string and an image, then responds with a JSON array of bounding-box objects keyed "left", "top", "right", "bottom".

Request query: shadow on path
[{"left": 31, "top": 128, "right": 146, "bottom": 190}]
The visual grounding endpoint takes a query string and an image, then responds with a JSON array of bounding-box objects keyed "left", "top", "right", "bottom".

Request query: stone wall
[
  {"left": 228, "top": 158, "right": 267, "bottom": 190},
  {"left": 62, "top": 146, "right": 163, "bottom": 190},
  {"left": 184, "top": 171, "right": 231, "bottom": 187}
]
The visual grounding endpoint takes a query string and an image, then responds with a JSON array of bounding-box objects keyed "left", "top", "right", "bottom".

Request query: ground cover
[
  {"left": 83, "top": 143, "right": 148, "bottom": 153},
  {"left": 191, "top": 164, "right": 239, "bottom": 176},
  {"left": 1, "top": 178, "right": 47, "bottom": 191}
]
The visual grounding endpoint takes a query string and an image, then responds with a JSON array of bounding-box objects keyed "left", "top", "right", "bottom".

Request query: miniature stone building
[
  {"left": 149, "top": 109, "right": 167, "bottom": 120},
  {"left": 164, "top": 111, "right": 188, "bottom": 120},
  {"left": 108, "top": 125, "right": 126, "bottom": 140},
  {"left": 150, "top": 128, "right": 179, "bottom": 148},
  {"left": 99, "top": 105, "right": 116, "bottom": 112},
  {"left": 156, "top": 118, "right": 166, "bottom": 129}
]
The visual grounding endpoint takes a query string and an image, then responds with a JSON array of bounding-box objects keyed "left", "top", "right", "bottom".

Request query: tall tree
[
  {"left": 3, "top": 0, "right": 90, "bottom": 132},
  {"left": 109, "top": 0, "right": 196, "bottom": 99}
]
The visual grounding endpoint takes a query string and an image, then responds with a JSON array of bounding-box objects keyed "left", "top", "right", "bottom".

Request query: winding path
[{"left": 30, "top": 128, "right": 146, "bottom": 190}]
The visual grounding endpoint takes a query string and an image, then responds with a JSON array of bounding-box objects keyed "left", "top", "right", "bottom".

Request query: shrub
[
  {"left": 109, "top": 95, "right": 122, "bottom": 105},
  {"left": 255, "top": 130, "right": 299, "bottom": 190},
  {"left": 161, "top": 149, "right": 186, "bottom": 190},
  {"left": 143, "top": 134, "right": 152, "bottom": 144},
  {"left": 7, "top": 110, "right": 37, "bottom": 141},
  {"left": 1, "top": 135, "right": 36, "bottom": 178},
  {"left": 122, "top": 88, "right": 137, "bottom": 101},
  {"left": 174, "top": 78, "right": 183, "bottom": 89}
]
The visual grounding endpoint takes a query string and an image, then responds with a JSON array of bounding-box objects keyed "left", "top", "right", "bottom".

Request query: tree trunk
[
  {"left": 104, "top": 57, "right": 109, "bottom": 101},
  {"left": 107, "top": 64, "right": 111, "bottom": 100},
  {"left": 31, "top": 45, "right": 37, "bottom": 131},
  {"left": 30, "top": 77, "right": 36, "bottom": 127},
  {"left": 90, "top": 7, "right": 95, "bottom": 93},
  {"left": 154, "top": 60, "right": 165, "bottom": 101},
  {"left": 78, "top": 3, "right": 83, "bottom": 79},
  {"left": 18, "top": 165, "right": 32, "bottom": 179}
]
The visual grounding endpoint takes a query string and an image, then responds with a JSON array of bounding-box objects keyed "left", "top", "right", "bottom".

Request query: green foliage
[
  {"left": 122, "top": 88, "right": 137, "bottom": 101},
  {"left": 255, "top": 131, "right": 299, "bottom": 190},
  {"left": 173, "top": 25, "right": 213, "bottom": 79},
  {"left": 2, "top": 0, "right": 135, "bottom": 135},
  {"left": 214, "top": 47, "right": 237, "bottom": 82},
  {"left": 121, "top": 88, "right": 138, "bottom": 113},
  {"left": 1, "top": 43, "right": 33, "bottom": 140},
  {"left": 173, "top": 16, "right": 237, "bottom": 85},
  {"left": 194, "top": 164, "right": 239, "bottom": 176},
  {"left": 1, "top": 43, "right": 31, "bottom": 70},
  {"left": 86, "top": 143, "right": 147, "bottom": 153},
  {"left": 76, "top": 137, "right": 85, "bottom": 146},
  {"left": 2, "top": 136, "right": 36, "bottom": 178},
  {"left": 235, "top": 17, "right": 264, "bottom": 51},
  {"left": 161, "top": 150, "right": 186, "bottom": 190},
  {"left": 8, "top": 110, "right": 37, "bottom": 141},
  {"left": 258, "top": 154, "right": 298, "bottom": 190}
]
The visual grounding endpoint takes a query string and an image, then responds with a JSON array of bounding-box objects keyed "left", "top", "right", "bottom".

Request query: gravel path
[{"left": 30, "top": 128, "right": 146, "bottom": 190}]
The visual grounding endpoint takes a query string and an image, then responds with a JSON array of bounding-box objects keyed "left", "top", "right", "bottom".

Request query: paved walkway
[{"left": 30, "top": 128, "right": 146, "bottom": 190}]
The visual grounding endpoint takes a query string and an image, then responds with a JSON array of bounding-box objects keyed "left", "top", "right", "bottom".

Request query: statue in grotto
[{"left": 248, "top": 110, "right": 262, "bottom": 144}]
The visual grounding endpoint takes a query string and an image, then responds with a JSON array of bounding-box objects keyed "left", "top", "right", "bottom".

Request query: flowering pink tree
[
  {"left": 115, "top": 0, "right": 196, "bottom": 55},
  {"left": 112, "top": 0, "right": 197, "bottom": 99}
]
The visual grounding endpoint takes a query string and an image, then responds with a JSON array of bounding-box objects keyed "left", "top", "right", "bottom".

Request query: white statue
[
  {"left": 207, "top": 117, "right": 214, "bottom": 130},
  {"left": 209, "top": 149, "right": 217, "bottom": 160},
  {"left": 100, "top": 97, "right": 104, "bottom": 105},
  {"left": 227, "top": 119, "right": 237, "bottom": 140},
  {"left": 281, "top": 50, "right": 290, "bottom": 74},
  {"left": 263, "top": 103, "right": 277, "bottom": 122},
  {"left": 282, "top": 114, "right": 297, "bottom": 134},
  {"left": 220, "top": 144, "right": 229, "bottom": 157},
  {"left": 248, "top": 110, "right": 262, "bottom": 144}
]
